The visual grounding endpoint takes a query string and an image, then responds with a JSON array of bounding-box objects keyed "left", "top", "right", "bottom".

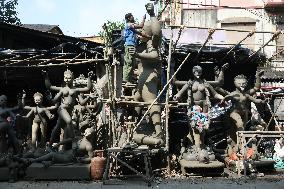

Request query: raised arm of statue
[
  {"left": 51, "top": 91, "right": 63, "bottom": 104},
  {"left": 208, "top": 63, "right": 229, "bottom": 87},
  {"left": 42, "top": 70, "right": 61, "bottom": 91},
  {"left": 248, "top": 70, "right": 264, "bottom": 95},
  {"left": 78, "top": 94, "right": 89, "bottom": 106}
]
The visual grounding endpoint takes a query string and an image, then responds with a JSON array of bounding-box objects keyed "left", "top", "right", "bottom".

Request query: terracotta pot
[{"left": 90, "top": 151, "right": 106, "bottom": 180}]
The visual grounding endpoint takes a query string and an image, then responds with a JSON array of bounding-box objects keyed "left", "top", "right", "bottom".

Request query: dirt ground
[{"left": 0, "top": 177, "right": 283, "bottom": 189}]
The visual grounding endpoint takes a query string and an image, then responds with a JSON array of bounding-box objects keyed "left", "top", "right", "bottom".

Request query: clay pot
[{"left": 90, "top": 151, "right": 106, "bottom": 180}]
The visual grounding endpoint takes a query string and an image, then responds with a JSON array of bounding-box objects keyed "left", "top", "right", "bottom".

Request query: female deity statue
[
  {"left": 23, "top": 92, "right": 57, "bottom": 151},
  {"left": 174, "top": 65, "right": 226, "bottom": 162},
  {"left": 131, "top": 2, "right": 164, "bottom": 146},
  {"left": 0, "top": 95, "right": 22, "bottom": 154},
  {"left": 221, "top": 72, "right": 264, "bottom": 144},
  {"left": 42, "top": 69, "right": 93, "bottom": 149}
]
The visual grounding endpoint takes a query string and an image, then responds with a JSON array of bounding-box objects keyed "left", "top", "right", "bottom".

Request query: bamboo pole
[
  {"left": 246, "top": 31, "right": 281, "bottom": 62},
  {"left": 165, "top": 28, "right": 173, "bottom": 174},
  {"left": 5, "top": 53, "right": 45, "bottom": 66},
  {"left": 116, "top": 100, "right": 188, "bottom": 106},
  {"left": 168, "top": 25, "right": 282, "bottom": 34},
  {"left": 0, "top": 58, "right": 108, "bottom": 68},
  {"left": 268, "top": 48, "right": 284, "bottom": 61},
  {"left": 0, "top": 55, "right": 20, "bottom": 63},
  {"left": 37, "top": 54, "right": 67, "bottom": 65},
  {"left": 221, "top": 30, "right": 255, "bottom": 62}
]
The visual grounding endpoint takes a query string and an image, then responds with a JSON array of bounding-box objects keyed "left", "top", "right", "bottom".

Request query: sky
[{"left": 17, "top": 0, "right": 150, "bottom": 37}]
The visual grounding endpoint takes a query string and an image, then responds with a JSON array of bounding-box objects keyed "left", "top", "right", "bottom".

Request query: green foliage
[
  {"left": 98, "top": 20, "right": 124, "bottom": 45},
  {"left": 0, "top": 0, "right": 20, "bottom": 24}
]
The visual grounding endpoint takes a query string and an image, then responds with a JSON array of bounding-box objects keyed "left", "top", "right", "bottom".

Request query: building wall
[
  {"left": 178, "top": 0, "right": 280, "bottom": 58},
  {"left": 217, "top": 8, "right": 277, "bottom": 57},
  {"left": 182, "top": 9, "right": 217, "bottom": 28}
]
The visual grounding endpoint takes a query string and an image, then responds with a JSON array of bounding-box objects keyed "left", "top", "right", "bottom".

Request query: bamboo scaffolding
[
  {"left": 5, "top": 53, "right": 45, "bottom": 66},
  {"left": 0, "top": 58, "right": 108, "bottom": 68},
  {"left": 246, "top": 31, "right": 281, "bottom": 62},
  {"left": 135, "top": 28, "right": 215, "bottom": 129},
  {"left": 221, "top": 31, "right": 255, "bottom": 62},
  {"left": 0, "top": 55, "right": 20, "bottom": 63},
  {"left": 5, "top": 58, "right": 99, "bottom": 62},
  {"left": 36, "top": 54, "right": 67, "bottom": 66},
  {"left": 268, "top": 48, "right": 284, "bottom": 61},
  {"left": 115, "top": 100, "right": 187, "bottom": 106},
  {"left": 168, "top": 25, "right": 282, "bottom": 34}
]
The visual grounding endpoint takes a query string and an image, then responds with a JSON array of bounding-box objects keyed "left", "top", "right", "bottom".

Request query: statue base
[
  {"left": 25, "top": 163, "right": 90, "bottom": 180},
  {"left": 254, "top": 159, "right": 275, "bottom": 172},
  {"left": 225, "top": 158, "right": 275, "bottom": 174},
  {"left": 179, "top": 159, "right": 224, "bottom": 176}
]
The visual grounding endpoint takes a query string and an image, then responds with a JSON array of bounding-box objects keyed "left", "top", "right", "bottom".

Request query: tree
[
  {"left": 98, "top": 20, "right": 124, "bottom": 45},
  {"left": 0, "top": 0, "right": 21, "bottom": 24}
]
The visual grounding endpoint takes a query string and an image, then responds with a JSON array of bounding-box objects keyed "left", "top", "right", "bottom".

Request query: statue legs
[
  {"left": 50, "top": 108, "right": 74, "bottom": 150},
  {"left": 31, "top": 122, "right": 39, "bottom": 150},
  {"left": 189, "top": 127, "right": 205, "bottom": 149},
  {"left": 40, "top": 122, "right": 47, "bottom": 148},
  {"left": 31, "top": 151, "right": 74, "bottom": 165},
  {"left": 229, "top": 111, "right": 244, "bottom": 145},
  {"left": 0, "top": 122, "right": 20, "bottom": 154},
  {"left": 133, "top": 69, "right": 163, "bottom": 146}
]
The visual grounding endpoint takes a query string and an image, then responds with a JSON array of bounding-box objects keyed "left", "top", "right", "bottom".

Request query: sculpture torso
[
  {"left": 32, "top": 106, "right": 47, "bottom": 123},
  {"left": 230, "top": 91, "right": 249, "bottom": 115},
  {"left": 60, "top": 87, "right": 77, "bottom": 108},
  {"left": 191, "top": 80, "right": 207, "bottom": 102}
]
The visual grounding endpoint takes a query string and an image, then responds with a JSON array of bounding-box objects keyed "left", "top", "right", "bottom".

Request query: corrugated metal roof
[
  {"left": 21, "top": 24, "right": 62, "bottom": 34},
  {"left": 261, "top": 70, "right": 284, "bottom": 79}
]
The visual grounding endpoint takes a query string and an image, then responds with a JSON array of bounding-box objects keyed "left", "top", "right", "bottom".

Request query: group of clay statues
[
  {"left": 0, "top": 2, "right": 271, "bottom": 180},
  {"left": 0, "top": 69, "right": 103, "bottom": 181},
  {"left": 117, "top": 2, "right": 269, "bottom": 172},
  {"left": 175, "top": 65, "right": 265, "bottom": 168}
]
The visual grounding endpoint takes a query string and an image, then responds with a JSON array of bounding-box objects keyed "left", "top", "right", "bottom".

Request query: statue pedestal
[
  {"left": 26, "top": 163, "right": 90, "bottom": 180},
  {"left": 0, "top": 167, "right": 9, "bottom": 181},
  {"left": 180, "top": 159, "right": 224, "bottom": 176}
]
